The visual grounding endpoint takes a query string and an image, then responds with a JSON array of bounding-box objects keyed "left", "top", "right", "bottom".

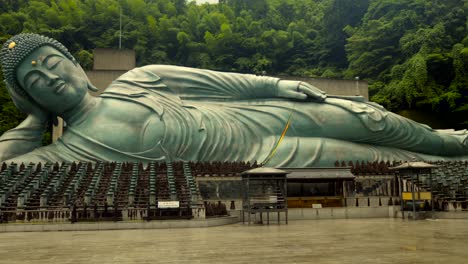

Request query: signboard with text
[{"left": 158, "top": 201, "right": 180, "bottom": 208}]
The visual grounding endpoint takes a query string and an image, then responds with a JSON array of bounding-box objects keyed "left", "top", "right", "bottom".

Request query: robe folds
[{"left": 2, "top": 65, "right": 468, "bottom": 166}]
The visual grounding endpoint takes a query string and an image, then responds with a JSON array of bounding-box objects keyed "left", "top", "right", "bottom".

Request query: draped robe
[{"left": 1, "top": 65, "right": 468, "bottom": 166}]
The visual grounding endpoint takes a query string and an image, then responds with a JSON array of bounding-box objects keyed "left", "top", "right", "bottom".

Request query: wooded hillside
[{"left": 0, "top": 0, "right": 467, "bottom": 136}]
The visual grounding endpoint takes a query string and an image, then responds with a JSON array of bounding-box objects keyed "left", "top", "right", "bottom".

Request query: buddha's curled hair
[{"left": 0, "top": 33, "right": 77, "bottom": 98}]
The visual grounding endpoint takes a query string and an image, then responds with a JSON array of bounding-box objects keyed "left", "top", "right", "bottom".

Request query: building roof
[
  {"left": 282, "top": 167, "right": 355, "bottom": 180},
  {"left": 389, "top": 161, "right": 439, "bottom": 170},
  {"left": 241, "top": 167, "right": 288, "bottom": 175}
]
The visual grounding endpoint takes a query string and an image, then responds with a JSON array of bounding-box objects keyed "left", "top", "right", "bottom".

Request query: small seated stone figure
[{"left": 0, "top": 33, "right": 468, "bottom": 167}]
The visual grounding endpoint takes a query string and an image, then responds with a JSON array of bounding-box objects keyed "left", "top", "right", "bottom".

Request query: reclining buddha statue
[{"left": 0, "top": 33, "right": 467, "bottom": 167}]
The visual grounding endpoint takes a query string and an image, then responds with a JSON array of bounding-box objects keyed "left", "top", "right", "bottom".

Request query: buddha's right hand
[
  {"left": 0, "top": 114, "right": 46, "bottom": 162},
  {"left": 9, "top": 87, "right": 49, "bottom": 124}
]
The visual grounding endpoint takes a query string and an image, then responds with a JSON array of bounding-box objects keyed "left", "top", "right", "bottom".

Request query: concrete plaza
[{"left": 0, "top": 218, "right": 467, "bottom": 264}]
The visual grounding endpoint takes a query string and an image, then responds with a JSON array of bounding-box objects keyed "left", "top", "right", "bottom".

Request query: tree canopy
[{"left": 0, "top": 0, "right": 467, "bottom": 137}]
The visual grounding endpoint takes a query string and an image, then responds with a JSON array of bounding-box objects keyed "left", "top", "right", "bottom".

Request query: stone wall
[
  {"left": 93, "top": 48, "right": 135, "bottom": 71},
  {"left": 278, "top": 76, "right": 369, "bottom": 100},
  {"left": 288, "top": 206, "right": 399, "bottom": 220},
  {"left": 87, "top": 71, "right": 369, "bottom": 99},
  {"left": 0, "top": 216, "right": 239, "bottom": 232},
  {"left": 86, "top": 48, "right": 368, "bottom": 99}
]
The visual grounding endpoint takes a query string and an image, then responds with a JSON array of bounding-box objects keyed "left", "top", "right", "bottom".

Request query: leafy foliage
[
  {"left": 346, "top": 0, "right": 467, "bottom": 127},
  {"left": 0, "top": 0, "right": 467, "bottom": 131}
]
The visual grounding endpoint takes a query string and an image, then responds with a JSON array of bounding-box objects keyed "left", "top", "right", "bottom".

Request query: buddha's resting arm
[
  {"left": 0, "top": 115, "right": 46, "bottom": 162},
  {"left": 112, "top": 65, "right": 326, "bottom": 101}
]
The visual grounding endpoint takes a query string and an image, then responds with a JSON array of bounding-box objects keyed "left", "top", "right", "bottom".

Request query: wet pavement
[{"left": 0, "top": 218, "right": 467, "bottom": 264}]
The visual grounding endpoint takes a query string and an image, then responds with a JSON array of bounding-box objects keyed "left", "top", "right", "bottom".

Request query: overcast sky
[{"left": 194, "top": 0, "right": 218, "bottom": 4}]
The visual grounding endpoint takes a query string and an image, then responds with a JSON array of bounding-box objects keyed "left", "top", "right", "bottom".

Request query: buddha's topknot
[{"left": 0, "top": 33, "right": 76, "bottom": 97}]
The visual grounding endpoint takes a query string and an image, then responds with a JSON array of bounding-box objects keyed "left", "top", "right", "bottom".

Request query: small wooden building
[
  {"left": 241, "top": 167, "right": 288, "bottom": 224},
  {"left": 284, "top": 167, "right": 355, "bottom": 208}
]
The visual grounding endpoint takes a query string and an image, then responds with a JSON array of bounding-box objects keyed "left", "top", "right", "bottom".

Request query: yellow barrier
[{"left": 402, "top": 192, "right": 431, "bottom": 200}]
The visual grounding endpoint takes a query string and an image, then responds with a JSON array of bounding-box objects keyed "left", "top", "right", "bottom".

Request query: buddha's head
[{"left": 0, "top": 33, "right": 98, "bottom": 115}]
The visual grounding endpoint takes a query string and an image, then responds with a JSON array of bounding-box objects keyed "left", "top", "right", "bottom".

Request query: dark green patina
[{"left": 1, "top": 34, "right": 468, "bottom": 166}]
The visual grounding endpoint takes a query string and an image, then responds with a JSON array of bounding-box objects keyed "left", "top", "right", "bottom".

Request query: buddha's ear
[
  {"left": 76, "top": 61, "right": 99, "bottom": 92},
  {"left": 87, "top": 81, "right": 99, "bottom": 92}
]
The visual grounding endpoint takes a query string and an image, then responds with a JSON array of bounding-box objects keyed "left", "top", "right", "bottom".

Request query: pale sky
[{"left": 194, "top": 0, "right": 219, "bottom": 4}]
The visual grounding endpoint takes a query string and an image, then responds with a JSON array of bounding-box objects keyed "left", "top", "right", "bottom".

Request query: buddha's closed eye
[
  {"left": 27, "top": 76, "right": 40, "bottom": 89},
  {"left": 45, "top": 56, "right": 62, "bottom": 69},
  {"left": 23, "top": 71, "right": 42, "bottom": 90}
]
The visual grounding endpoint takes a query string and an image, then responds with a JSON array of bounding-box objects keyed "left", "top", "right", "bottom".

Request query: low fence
[
  {"left": 288, "top": 206, "right": 399, "bottom": 220},
  {"left": 345, "top": 196, "right": 400, "bottom": 208},
  {"left": 0, "top": 202, "right": 228, "bottom": 224},
  {"left": 0, "top": 207, "right": 192, "bottom": 224},
  {"left": 0, "top": 209, "right": 71, "bottom": 223}
]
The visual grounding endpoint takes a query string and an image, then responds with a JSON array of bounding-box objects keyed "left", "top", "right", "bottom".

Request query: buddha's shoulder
[{"left": 72, "top": 98, "right": 165, "bottom": 153}]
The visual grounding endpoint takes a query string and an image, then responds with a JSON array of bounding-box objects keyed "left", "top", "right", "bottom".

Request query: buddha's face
[{"left": 16, "top": 46, "right": 88, "bottom": 114}]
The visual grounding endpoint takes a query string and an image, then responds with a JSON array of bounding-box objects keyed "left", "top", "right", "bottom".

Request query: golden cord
[{"left": 261, "top": 103, "right": 296, "bottom": 166}]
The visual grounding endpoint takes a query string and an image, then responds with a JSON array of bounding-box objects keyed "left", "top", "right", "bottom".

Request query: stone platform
[
  {"left": 0, "top": 219, "right": 467, "bottom": 264},
  {"left": 0, "top": 215, "right": 239, "bottom": 232}
]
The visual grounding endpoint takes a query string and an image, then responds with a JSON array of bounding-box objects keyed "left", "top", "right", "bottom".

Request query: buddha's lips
[{"left": 54, "top": 82, "right": 66, "bottom": 94}]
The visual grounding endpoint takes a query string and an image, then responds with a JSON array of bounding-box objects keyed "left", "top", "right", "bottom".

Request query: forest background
[{"left": 0, "top": 0, "right": 467, "bottom": 142}]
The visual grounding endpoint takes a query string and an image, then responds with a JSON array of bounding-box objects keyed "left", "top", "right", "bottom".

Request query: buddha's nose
[{"left": 44, "top": 71, "right": 60, "bottom": 85}]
